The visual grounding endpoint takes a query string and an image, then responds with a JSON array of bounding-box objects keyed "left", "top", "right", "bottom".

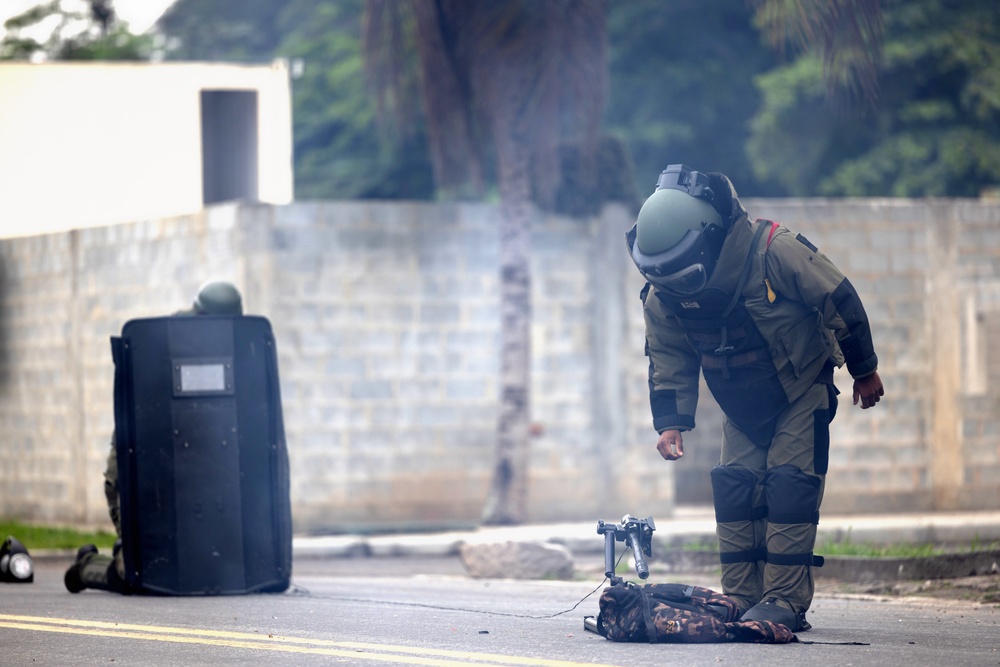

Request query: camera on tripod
[
  {"left": 584, "top": 515, "right": 657, "bottom": 635},
  {"left": 596, "top": 515, "right": 655, "bottom": 585}
]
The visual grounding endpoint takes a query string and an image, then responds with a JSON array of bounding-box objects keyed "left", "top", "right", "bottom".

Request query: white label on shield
[{"left": 180, "top": 364, "right": 226, "bottom": 392}]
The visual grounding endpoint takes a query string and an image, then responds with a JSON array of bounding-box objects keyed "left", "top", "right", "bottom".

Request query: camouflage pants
[
  {"left": 80, "top": 434, "right": 125, "bottom": 592},
  {"left": 104, "top": 438, "right": 122, "bottom": 537},
  {"left": 714, "top": 381, "right": 836, "bottom": 615},
  {"left": 77, "top": 546, "right": 130, "bottom": 594}
]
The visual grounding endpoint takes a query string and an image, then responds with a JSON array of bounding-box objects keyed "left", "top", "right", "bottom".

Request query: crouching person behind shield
[{"left": 65, "top": 280, "right": 289, "bottom": 595}]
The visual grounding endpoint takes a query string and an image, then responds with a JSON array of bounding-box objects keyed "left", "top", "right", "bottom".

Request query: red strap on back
[{"left": 765, "top": 220, "right": 779, "bottom": 247}]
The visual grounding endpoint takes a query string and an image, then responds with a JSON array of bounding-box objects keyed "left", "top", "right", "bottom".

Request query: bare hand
[
  {"left": 657, "top": 429, "right": 684, "bottom": 461},
  {"left": 853, "top": 371, "right": 884, "bottom": 409}
]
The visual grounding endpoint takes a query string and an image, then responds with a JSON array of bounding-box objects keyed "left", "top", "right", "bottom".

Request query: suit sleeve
[
  {"left": 642, "top": 285, "right": 701, "bottom": 432},
  {"left": 765, "top": 231, "right": 879, "bottom": 378}
]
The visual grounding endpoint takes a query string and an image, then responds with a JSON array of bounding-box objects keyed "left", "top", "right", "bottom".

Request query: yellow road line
[{"left": 0, "top": 615, "right": 619, "bottom": 667}]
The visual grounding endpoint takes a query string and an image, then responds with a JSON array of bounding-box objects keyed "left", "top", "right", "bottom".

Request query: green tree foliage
[
  {"left": 749, "top": 0, "right": 1000, "bottom": 196},
  {"left": 282, "top": 1, "right": 433, "bottom": 200},
  {"left": 157, "top": 0, "right": 285, "bottom": 61},
  {"left": 750, "top": 0, "right": 883, "bottom": 104},
  {"left": 604, "top": 0, "right": 781, "bottom": 196},
  {"left": 1, "top": 0, "right": 151, "bottom": 61}
]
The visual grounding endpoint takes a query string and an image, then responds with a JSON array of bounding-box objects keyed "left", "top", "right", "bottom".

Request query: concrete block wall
[
  {"left": 240, "top": 201, "right": 666, "bottom": 531},
  {"left": 952, "top": 202, "right": 1000, "bottom": 506},
  {"left": 246, "top": 201, "right": 511, "bottom": 529},
  {"left": 0, "top": 232, "right": 80, "bottom": 523},
  {"left": 0, "top": 205, "right": 243, "bottom": 526},
  {"left": 1, "top": 197, "right": 999, "bottom": 532}
]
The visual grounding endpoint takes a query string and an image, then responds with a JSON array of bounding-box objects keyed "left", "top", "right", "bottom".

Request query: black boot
[
  {"left": 740, "top": 597, "right": 811, "bottom": 632},
  {"left": 64, "top": 544, "right": 98, "bottom": 593}
]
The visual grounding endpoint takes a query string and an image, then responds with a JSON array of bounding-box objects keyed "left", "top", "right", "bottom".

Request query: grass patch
[
  {"left": 820, "top": 530, "right": 999, "bottom": 558},
  {"left": 0, "top": 520, "right": 117, "bottom": 551},
  {"left": 673, "top": 539, "right": 944, "bottom": 558},
  {"left": 818, "top": 540, "right": 943, "bottom": 558},
  {"left": 670, "top": 536, "right": 1000, "bottom": 558}
]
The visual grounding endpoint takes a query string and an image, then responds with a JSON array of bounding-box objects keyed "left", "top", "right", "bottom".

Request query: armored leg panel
[
  {"left": 711, "top": 464, "right": 767, "bottom": 612},
  {"left": 760, "top": 464, "right": 822, "bottom": 615}
]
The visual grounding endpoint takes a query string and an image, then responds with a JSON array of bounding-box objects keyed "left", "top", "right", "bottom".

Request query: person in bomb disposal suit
[
  {"left": 627, "top": 165, "right": 884, "bottom": 632},
  {"left": 65, "top": 280, "right": 244, "bottom": 594}
]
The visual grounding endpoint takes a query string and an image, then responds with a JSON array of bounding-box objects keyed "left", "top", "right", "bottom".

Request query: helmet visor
[
  {"left": 646, "top": 263, "right": 708, "bottom": 295},
  {"left": 630, "top": 227, "right": 715, "bottom": 296}
]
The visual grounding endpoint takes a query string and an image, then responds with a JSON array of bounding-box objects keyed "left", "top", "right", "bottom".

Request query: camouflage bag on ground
[{"left": 596, "top": 582, "right": 796, "bottom": 644}]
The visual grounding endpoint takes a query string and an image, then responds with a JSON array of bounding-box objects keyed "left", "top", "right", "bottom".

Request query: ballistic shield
[{"left": 111, "top": 314, "right": 291, "bottom": 595}]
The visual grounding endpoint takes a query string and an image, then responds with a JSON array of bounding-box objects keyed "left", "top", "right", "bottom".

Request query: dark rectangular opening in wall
[{"left": 200, "top": 90, "right": 259, "bottom": 205}]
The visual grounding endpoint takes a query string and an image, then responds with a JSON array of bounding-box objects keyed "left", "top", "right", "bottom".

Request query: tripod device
[
  {"left": 584, "top": 515, "right": 656, "bottom": 635},
  {"left": 597, "top": 515, "right": 656, "bottom": 586}
]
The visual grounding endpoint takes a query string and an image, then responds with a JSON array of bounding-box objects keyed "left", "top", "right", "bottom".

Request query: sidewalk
[{"left": 293, "top": 506, "right": 1000, "bottom": 560}]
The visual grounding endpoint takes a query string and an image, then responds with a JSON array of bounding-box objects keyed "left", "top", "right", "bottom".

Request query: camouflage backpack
[{"left": 595, "top": 582, "right": 796, "bottom": 644}]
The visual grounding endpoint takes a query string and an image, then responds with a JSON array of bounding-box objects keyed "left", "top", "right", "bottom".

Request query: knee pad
[
  {"left": 763, "top": 464, "right": 820, "bottom": 525},
  {"left": 711, "top": 465, "right": 765, "bottom": 523},
  {"left": 762, "top": 465, "right": 824, "bottom": 568}
]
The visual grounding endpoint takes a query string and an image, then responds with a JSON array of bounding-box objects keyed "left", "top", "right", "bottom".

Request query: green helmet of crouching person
[{"left": 192, "top": 280, "right": 243, "bottom": 315}]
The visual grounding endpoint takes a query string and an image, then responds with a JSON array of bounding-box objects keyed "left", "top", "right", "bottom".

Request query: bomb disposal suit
[{"left": 627, "top": 165, "right": 883, "bottom": 632}]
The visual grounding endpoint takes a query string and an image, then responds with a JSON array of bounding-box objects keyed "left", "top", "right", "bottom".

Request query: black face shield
[{"left": 631, "top": 227, "right": 719, "bottom": 295}]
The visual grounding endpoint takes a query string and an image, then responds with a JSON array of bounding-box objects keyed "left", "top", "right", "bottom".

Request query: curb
[
  {"left": 27, "top": 547, "right": 1000, "bottom": 584},
  {"left": 818, "top": 549, "right": 1000, "bottom": 583},
  {"left": 611, "top": 549, "right": 1000, "bottom": 583}
]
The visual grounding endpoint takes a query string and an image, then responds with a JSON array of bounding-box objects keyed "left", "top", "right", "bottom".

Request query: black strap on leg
[
  {"left": 767, "top": 552, "right": 825, "bottom": 567},
  {"left": 767, "top": 551, "right": 826, "bottom": 567},
  {"left": 720, "top": 549, "right": 824, "bottom": 567}
]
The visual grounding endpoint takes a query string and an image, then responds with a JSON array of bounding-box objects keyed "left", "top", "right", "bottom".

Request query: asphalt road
[{"left": 2, "top": 558, "right": 998, "bottom": 666}]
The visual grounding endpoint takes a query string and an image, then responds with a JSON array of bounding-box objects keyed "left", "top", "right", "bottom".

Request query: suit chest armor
[{"left": 653, "top": 221, "right": 789, "bottom": 429}]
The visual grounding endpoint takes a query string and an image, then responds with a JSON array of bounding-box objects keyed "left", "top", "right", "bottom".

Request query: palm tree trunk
[{"left": 481, "top": 139, "right": 532, "bottom": 525}]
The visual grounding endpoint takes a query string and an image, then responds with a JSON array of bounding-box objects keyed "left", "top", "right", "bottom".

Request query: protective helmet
[
  {"left": 192, "top": 280, "right": 243, "bottom": 315},
  {"left": 630, "top": 164, "right": 726, "bottom": 296}
]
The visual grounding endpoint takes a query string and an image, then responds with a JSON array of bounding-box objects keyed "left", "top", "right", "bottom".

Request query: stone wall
[{"left": 1, "top": 198, "right": 998, "bottom": 532}]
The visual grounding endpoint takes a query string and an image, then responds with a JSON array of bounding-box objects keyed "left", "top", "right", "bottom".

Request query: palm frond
[{"left": 751, "top": 0, "right": 883, "bottom": 104}]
